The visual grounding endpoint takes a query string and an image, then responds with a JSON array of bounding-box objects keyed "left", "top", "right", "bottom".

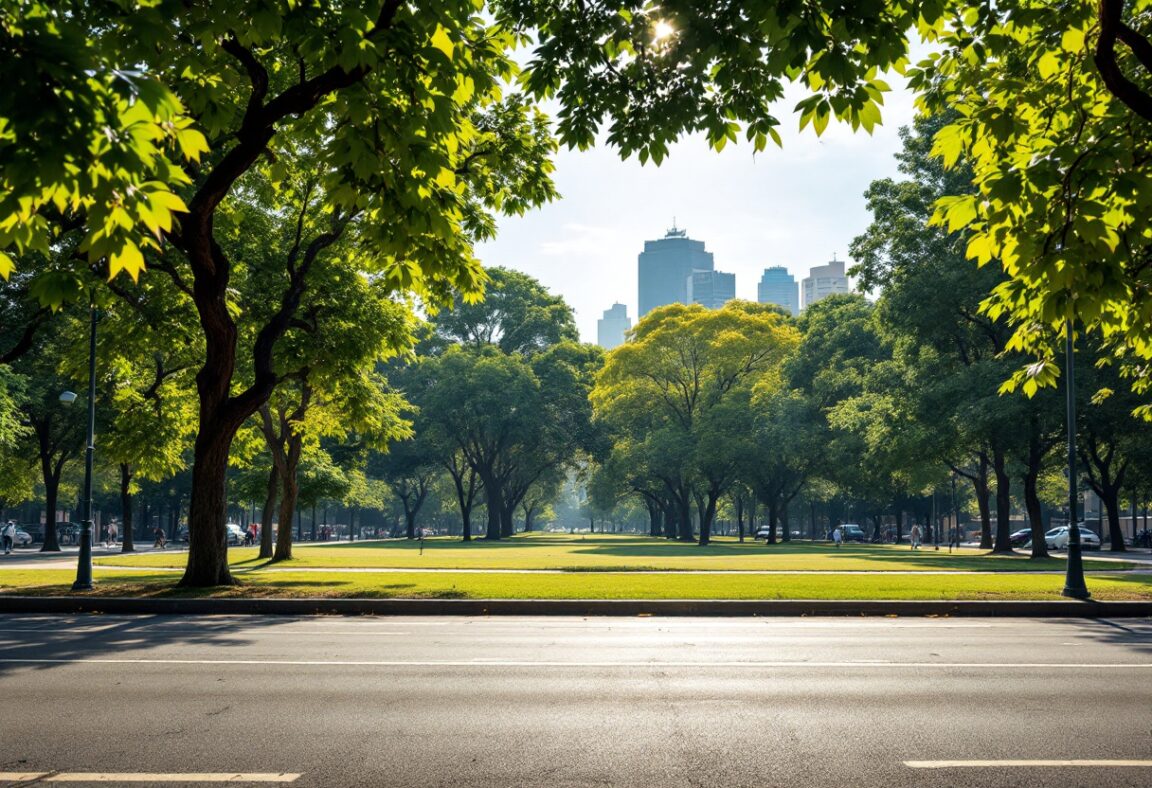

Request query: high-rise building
[
  {"left": 801, "top": 258, "right": 850, "bottom": 310},
  {"left": 687, "top": 270, "right": 736, "bottom": 310},
  {"left": 757, "top": 266, "right": 799, "bottom": 316},
  {"left": 638, "top": 225, "right": 715, "bottom": 317},
  {"left": 597, "top": 303, "right": 631, "bottom": 350}
]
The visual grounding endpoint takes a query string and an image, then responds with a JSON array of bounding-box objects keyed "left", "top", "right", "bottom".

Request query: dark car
[
  {"left": 840, "top": 524, "right": 867, "bottom": 543},
  {"left": 1009, "top": 528, "right": 1033, "bottom": 547}
]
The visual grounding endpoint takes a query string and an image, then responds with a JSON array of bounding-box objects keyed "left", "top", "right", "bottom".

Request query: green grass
[
  {"left": 90, "top": 532, "right": 1135, "bottom": 572},
  {"left": 2, "top": 567, "right": 1150, "bottom": 600}
]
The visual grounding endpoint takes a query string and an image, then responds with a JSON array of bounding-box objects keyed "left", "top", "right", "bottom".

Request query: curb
[{"left": 0, "top": 596, "right": 1150, "bottom": 617}]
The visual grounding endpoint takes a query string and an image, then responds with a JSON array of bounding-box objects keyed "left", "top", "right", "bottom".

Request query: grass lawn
[
  {"left": 1, "top": 567, "right": 1150, "bottom": 600},
  {"left": 90, "top": 532, "right": 1134, "bottom": 573}
]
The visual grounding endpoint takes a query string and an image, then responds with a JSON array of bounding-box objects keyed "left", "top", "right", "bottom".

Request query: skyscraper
[
  {"left": 597, "top": 303, "right": 631, "bottom": 350},
  {"left": 637, "top": 225, "right": 715, "bottom": 317},
  {"left": 687, "top": 270, "right": 736, "bottom": 310},
  {"left": 801, "top": 258, "right": 850, "bottom": 310},
  {"left": 757, "top": 266, "right": 799, "bottom": 316}
]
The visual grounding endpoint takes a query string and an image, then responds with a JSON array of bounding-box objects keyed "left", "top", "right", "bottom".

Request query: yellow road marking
[
  {"left": 0, "top": 773, "right": 300, "bottom": 783},
  {"left": 905, "top": 761, "right": 1152, "bottom": 768}
]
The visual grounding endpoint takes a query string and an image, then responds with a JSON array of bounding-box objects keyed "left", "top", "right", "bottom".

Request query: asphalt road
[{"left": 0, "top": 615, "right": 1150, "bottom": 787}]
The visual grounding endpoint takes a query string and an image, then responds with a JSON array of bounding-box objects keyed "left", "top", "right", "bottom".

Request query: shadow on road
[{"left": 0, "top": 613, "right": 297, "bottom": 677}]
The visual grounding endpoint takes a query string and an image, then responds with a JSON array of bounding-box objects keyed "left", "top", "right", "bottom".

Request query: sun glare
[{"left": 653, "top": 20, "right": 675, "bottom": 43}]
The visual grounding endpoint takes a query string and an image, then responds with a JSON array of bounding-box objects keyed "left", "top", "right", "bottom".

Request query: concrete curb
[{"left": 0, "top": 596, "right": 1150, "bottom": 617}]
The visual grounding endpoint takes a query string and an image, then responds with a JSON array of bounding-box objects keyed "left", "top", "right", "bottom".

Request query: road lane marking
[
  {"left": 905, "top": 761, "right": 1152, "bottom": 768},
  {"left": 1, "top": 658, "right": 1150, "bottom": 668},
  {"left": 0, "top": 774, "right": 300, "bottom": 783}
]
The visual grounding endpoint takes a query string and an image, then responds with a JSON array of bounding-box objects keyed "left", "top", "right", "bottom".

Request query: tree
[
  {"left": 429, "top": 266, "right": 578, "bottom": 355},
  {"left": 1076, "top": 340, "right": 1152, "bottom": 551},
  {"left": 851, "top": 113, "right": 1068, "bottom": 556},
  {"left": 913, "top": 2, "right": 1152, "bottom": 403},
  {"left": 372, "top": 438, "right": 440, "bottom": 540},
  {"left": 6, "top": 330, "right": 86, "bottom": 551},
  {"left": 4, "top": 1, "right": 559, "bottom": 585},
  {"left": 593, "top": 301, "right": 797, "bottom": 545}
]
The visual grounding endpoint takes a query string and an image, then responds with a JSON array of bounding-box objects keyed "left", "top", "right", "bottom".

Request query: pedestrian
[
  {"left": 107, "top": 521, "right": 118, "bottom": 547},
  {"left": 1, "top": 521, "right": 15, "bottom": 554},
  {"left": 153, "top": 525, "right": 167, "bottom": 549},
  {"left": 832, "top": 526, "right": 842, "bottom": 549},
  {"left": 910, "top": 523, "right": 921, "bottom": 550}
]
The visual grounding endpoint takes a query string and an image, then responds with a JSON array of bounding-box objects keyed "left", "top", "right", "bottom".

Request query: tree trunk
[
  {"left": 39, "top": 462, "right": 62, "bottom": 552},
  {"left": 501, "top": 502, "right": 515, "bottom": 538},
  {"left": 1023, "top": 464, "right": 1049, "bottom": 559},
  {"left": 991, "top": 447, "right": 1013, "bottom": 553},
  {"left": 662, "top": 501, "right": 677, "bottom": 540},
  {"left": 736, "top": 495, "right": 745, "bottom": 542},
  {"left": 272, "top": 467, "right": 299, "bottom": 562},
  {"left": 1103, "top": 487, "right": 1125, "bottom": 551},
  {"left": 676, "top": 491, "right": 694, "bottom": 542},
  {"left": 766, "top": 498, "right": 779, "bottom": 545},
  {"left": 645, "top": 497, "right": 661, "bottom": 537},
  {"left": 969, "top": 457, "right": 993, "bottom": 549},
  {"left": 259, "top": 466, "right": 277, "bottom": 559},
  {"left": 481, "top": 472, "right": 502, "bottom": 540},
  {"left": 698, "top": 491, "right": 718, "bottom": 547},
  {"left": 119, "top": 462, "right": 135, "bottom": 553},
  {"left": 180, "top": 412, "right": 239, "bottom": 586}
]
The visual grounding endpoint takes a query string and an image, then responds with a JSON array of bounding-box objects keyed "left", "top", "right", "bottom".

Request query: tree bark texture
[
  {"left": 259, "top": 467, "right": 277, "bottom": 559},
  {"left": 119, "top": 463, "right": 135, "bottom": 553}
]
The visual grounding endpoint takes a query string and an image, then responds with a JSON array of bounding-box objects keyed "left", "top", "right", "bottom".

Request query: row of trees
[
  {"left": 586, "top": 115, "right": 1152, "bottom": 556},
  {"left": 3, "top": 2, "right": 1152, "bottom": 585}
]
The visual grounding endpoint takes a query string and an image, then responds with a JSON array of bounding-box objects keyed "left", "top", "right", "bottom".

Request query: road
[{"left": 0, "top": 615, "right": 1150, "bottom": 786}]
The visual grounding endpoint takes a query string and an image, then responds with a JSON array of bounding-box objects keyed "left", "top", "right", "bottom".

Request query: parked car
[
  {"left": 754, "top": 527, "right": 772, "bottom": 540},
  {"left": 1009, "top": 528, "right": 1033, "bottom": 547},
  {"left": 225, "top": 523, "right": 246, "bottom": 546},
  {"left": 1044, "top": 526, "right": 1101, "bottom": 550},
  {"left": 13, "top": 528, "right": 33, "bottom": 546},
  {"left": 840, "top": 524, "right": 867, "bottom": 543}
]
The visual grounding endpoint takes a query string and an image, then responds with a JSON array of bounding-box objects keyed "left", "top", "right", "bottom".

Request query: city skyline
[{"left": 473, "top": 77, "right": 914, "bottom": 343}]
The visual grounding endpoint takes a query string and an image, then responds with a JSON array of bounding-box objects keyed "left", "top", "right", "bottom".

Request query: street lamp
[
  {"left": 59, "top": 305, "right": 98, "bottom": 591},
  {"left": 1062, "top": 318, "right": 1089, "bottom": 599}
]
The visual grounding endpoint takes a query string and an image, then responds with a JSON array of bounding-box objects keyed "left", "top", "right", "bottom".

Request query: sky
[{"left": 474, "top": 78, "right": 920, "bottom": 343}]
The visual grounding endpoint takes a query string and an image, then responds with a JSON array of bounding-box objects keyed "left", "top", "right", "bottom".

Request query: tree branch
[{"left": 1095, "top": 0, "right": 1152, "bottom": 123}]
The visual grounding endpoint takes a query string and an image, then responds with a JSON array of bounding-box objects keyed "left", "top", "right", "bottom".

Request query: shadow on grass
[{"left": 556, "top": 539, "right": 1098, "bottom": 572}]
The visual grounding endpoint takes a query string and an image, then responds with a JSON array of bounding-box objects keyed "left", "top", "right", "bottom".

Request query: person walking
[
  {"left": 107, "top": 521, "right": 118, "bottom": 547},
  {"left": 832, "top": 525, "right": 842, "bottom": 549},
  {"left": 2, "top": 521, "right": 15, "bottom": 554},
  {"left": 153, "top": 525, "right": 167, "bottom": 549},
  {"left": 910, "top": 523, "right": 921, "bottom": 550}
]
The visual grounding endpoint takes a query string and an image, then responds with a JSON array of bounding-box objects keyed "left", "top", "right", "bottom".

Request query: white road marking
[
  {"left": 905, "top": 760, "right": 1152, "bottom": 768},
  {"left": 1, "top": 657, "right": 1149, "bottom": 668},
  {"left": 0, "top": 773, "right": 300, "bottom": 783}
]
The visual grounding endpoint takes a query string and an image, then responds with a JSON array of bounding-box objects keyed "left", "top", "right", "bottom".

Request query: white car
[
  {"left": 14, "top": 528, "right": 33, "bottom": 546},
  {"left": 1044, "top": 526, "right": 1101, "bottom": 550}
]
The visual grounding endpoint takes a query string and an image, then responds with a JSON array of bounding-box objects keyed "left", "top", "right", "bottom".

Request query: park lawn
[
  {"left": 91, "top": 532, "right": 1134, "bottom": 573},
  {"left": 2, "top": 567, "right": 1150, "bottom": 601}
]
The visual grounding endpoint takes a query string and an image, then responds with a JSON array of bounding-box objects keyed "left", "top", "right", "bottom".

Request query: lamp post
[
  {"left": 1062, "top": 317, "right": 1089, "bottom": 599},
  {"left": 60, "top": 305, "right": 98, "bottom": 591}
]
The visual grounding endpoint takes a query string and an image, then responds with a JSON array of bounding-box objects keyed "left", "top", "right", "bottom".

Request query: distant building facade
[
  {"left": 597, "top": 303, "right": 631, "bottom": 350},
  {"left": 637, "top": 226, "right": 715, "bottom": 317},
  {"left": 687, "top": 269, "right": 736, "bottom": 310},
  {"left": 757, "top": 266, "right": 799, "bottom": 316},
  {"left": 801, "top": 258, "right": 849, "bottom": 310}
]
